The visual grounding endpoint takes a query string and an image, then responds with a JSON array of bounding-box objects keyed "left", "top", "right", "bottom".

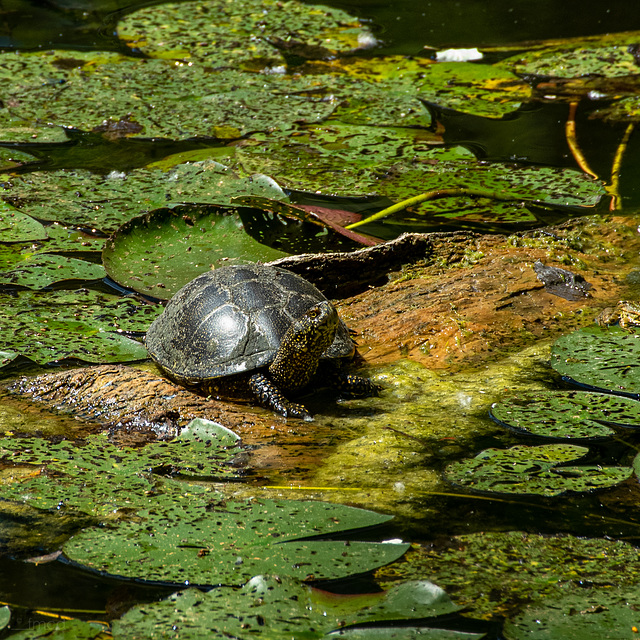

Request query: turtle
[{"left": 145, "top": 264, "right": 377, "bottom": 419}]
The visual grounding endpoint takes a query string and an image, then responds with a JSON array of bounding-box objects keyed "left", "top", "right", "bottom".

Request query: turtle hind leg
[
  {"left": 333, "top": 371, "right": 380, "bottom": 397},
  {"left": 248, "top": 373, "right": 312, "bottom": 421}
]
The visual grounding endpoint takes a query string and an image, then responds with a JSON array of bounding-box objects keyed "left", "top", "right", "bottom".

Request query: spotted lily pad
[
  {"left": 0, "top": 254, "right": 105, "bottom": 288},
  {"left": 116, "top": 0, "right": 373, "bottom": 62},
  {"left": 0, "top": 204, "right": 47, "bottom": 242},
  {"left": 114, "top": 576, "right": 474, "bottom": 640},
  {"left": 444, "top": 444, "right": 631, "bottom": 496},
  {"left": 64, "top": 499, "right": 409, "bottom": 585},
  {"left": 503, "top": 588, "right": 640, "bottom": 640},
  {"left": 0, "top": 288, "right": 160, "bottom": 365},
  {"left": 551, "top": 326, "right": 640, "bottom": 397},
  {"left": 1, "top": 161, "right": 287, "bottom": 234},
  {"left": 102, "top": 205, "right": 289, "bottom": 298},
  {"left": 490, "top": 391, "right": 640, "bottom": 440},
  {"left": 376, "top": 532, "right": 640, "bottom": 621},
  {"left": 5, "top": 619, "right": 107, "bottom": 640}
]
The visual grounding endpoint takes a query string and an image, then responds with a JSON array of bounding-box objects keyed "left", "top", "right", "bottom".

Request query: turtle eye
[{"left": 307, "top": 307, "right": 320, "bottom": 319}]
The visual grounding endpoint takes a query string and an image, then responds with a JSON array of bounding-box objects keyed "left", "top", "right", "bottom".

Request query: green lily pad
[
  {"left": 114, "top": 576, "right": 473, "bottom": 640},
  {"left": 238, "top": 128, "right": 605, "bottom": 221},
  {"left": 116, "top": 0, "right": 372, "bottom": 62},
  {"left": 0, "top": 203, "right": 47, "bottom": 243},
  {"left": 0, "top": 606, "right": 9, "bottom": 631},
  {"left": 6, "top": 619, "right": 107, "bottom": 640},
  {"left": 102, "top": 205, "right": 288, "bottom": 298},
  {"left": 377, "top": 532, "right": 640, "bottom": 621},
  {"left": 444, "top": 444, "right": 631, "bottom": 496},
  {"left": 0, "top": 288, "right": 160, "bottom": 365},
  {"left": 314, "top": 56, "right": 530, "bottom": 119},
  {"left": 499, "top": 41, "right": 640, "bottom": 79},
  {"left": 0, "top": 254, "right": 105, "bottom": 288},
  {"left": 551, "top": 326, "right": 640, "bottom": 397},
  {"left": 0, "top": 430, "right": 243, "bottom": 481},
  {"left": 503, "top": 588, "right": 640, "bottom": 640},
  {"left": 490, "top": 391, "right": 640, "bottom": 440},
  {"left": 64, "top": 499, "right": 409, "bottom": 585},
  {"left": 2, "top": 161, "right": 288, "bottom": 234}
]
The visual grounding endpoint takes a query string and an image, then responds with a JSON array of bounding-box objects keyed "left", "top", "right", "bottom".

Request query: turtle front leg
[{"left": 248, "top": 373, "right": 312, "bottom": 421}]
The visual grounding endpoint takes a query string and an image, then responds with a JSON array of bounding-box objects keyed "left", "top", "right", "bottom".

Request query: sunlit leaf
[
  {"left": 116, "top": 0, "right": 373, "bottom": 62},
  {"left": 377, "top": 532, "right": 640, "bottom": 621},
  {"left": 114, "top": 576, "right": 471, "bottom": 640},
  {"left": 0, "top": 254, "right": 105, "bottom": 288},
  {"left": 444, "top": 444, "right": 631, "bottom": 496},
  {"left": 64, "top": 500, "right": 408, "bottom": 585},
  {"left": 1, "top": 161, "right": 287, "bottom": 234},
  {"left": 490, "top": 390, "right": 640, "bottom": 440},
  {"left": 503, "top": 588, "right": 640, "bottom": 640},
  {"left": 0, "top": 203, "right": 47, "bottom": 242},
  {"left": 6, "top": 619, "right": 108, "bottom": 639},
  {"left": 551, "top": 326, "right": 640, "bottom": 397},
  {"left": 0, "top": 288, "right": 159, "bottom": 365}
]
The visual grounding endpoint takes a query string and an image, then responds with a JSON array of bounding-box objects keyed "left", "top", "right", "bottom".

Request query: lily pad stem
[{"left": 345, "top": 187, "right": 526, "bottom": 230}]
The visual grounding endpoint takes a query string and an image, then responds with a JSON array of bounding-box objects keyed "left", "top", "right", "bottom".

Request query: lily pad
[
  {"left": 0, "top": 430, "right": 244, "bottom": 481},
  {"left": 63, "top": 499, "right": 409, "bottom": 585},
  {"left": 490, "top": 391, "right": 640, "bottom": 440},
  {"left": 551, "top": 326, "right": 640, "bottom": 397},
  {"left": 0, "top": 204, "right": 47, "bottom": 242},
  {"left": 114, "top": 576, "right": 474, "bottom": 640},
  {"left": 503, "top": 588, "right": 640, "bottom": 640},
  {"left": 0, "top": 254, "right": 105, "bottom": 288},
  {"left": 444, "top": 444, "right": 631, "bottom": 496},
  {"left": 102, "top": 205, "right": 288, "bottom": 298},
  {"left": 377, "top": 532, "right": 640, "bottom": 621},
  {"left": 1, "top": 161, "right": 287, "bottom": 234},
  {"left": 116, "top": 0, "right": 373, "bottom": 62},
  {"left": 0, "top": 606, "right": 9, "bottom": 631},
  {"left": 499, "top": 41, "right": 640, "bottom": 79},
  {"left": 5, "top": 619, "right": 108, "bottom": 640},
  {"left": 0, "top": 288, "right": 160, "bottom": 365}
]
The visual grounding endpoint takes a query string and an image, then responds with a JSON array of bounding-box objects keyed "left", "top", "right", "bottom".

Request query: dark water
[{"left": 2, "top": 1, "right": 640, "bottom": 635}]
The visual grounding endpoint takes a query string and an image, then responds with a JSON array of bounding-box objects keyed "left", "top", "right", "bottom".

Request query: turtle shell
[{"left": 145, "top": 264, "right": 355, "bottom": 385}]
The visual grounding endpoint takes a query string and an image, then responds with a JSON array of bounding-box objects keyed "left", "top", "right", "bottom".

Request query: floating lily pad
[
  {"left": 499, "top": 41, "right": 640, "bottom": 79},
  {"left": 0, "top": 204, "right": 47, "bottom": 243},
  {"left": 117, "top": 0, "right": 372, "bottom": 62},
  {"left": 490, "top": 391, "right": 640, "bottom": 440},
  {"left": 114, "top": 576, "right": 473, "bottom": 640},
  {"left": 551, "top": 326, "right": 640, "bottom": 397},
  {"left": 0, "top": 430, "right": 243, "bottom": 481},
  {"left": 238, "top": 129, "right": 605, "bottom": 221},
  {"left": 314, "top": 56, "right": 530, "bottom": 118},
  {"left": 6, "top": 619, "right": 107, "bottom": 640},
  {"left": 0, "top": 288, "right": 160, "bottom": 365},
  {"left": 102, "top": 205, "right": 288, "bottom": 298},
  {"left": 0, "top": 254, "right": 105, "bottom": 288},
  {"left": 444, "top": 444, "right": 631, "bottom": 496},
  {"left": 64, "top": 499, "right": 409, "bottom": 585},
  {"left": 503, "top": 588, "right": 640, "bottom": 640},
  {"left": 0, "top": 607, "right": 9, "bottom": 632},
  {"left": 2, "top": 161, "right": 287, "bottom": 234},
  {"left": 377, "top": 532, "right": 640, "bottom": 621}
]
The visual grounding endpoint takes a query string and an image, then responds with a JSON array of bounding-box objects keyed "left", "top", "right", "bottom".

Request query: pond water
[{"left": 2, "top": 1, "right": 640, "bottom": 638}]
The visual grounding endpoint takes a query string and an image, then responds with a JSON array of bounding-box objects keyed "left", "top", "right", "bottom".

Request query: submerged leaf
[{"left": 444, "top": 444, "right": 631, "bottom": 496}]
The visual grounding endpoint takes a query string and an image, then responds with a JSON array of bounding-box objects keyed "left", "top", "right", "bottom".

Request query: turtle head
[{"left": 269, "top": 301, "right": 339, "bottom": 392}]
